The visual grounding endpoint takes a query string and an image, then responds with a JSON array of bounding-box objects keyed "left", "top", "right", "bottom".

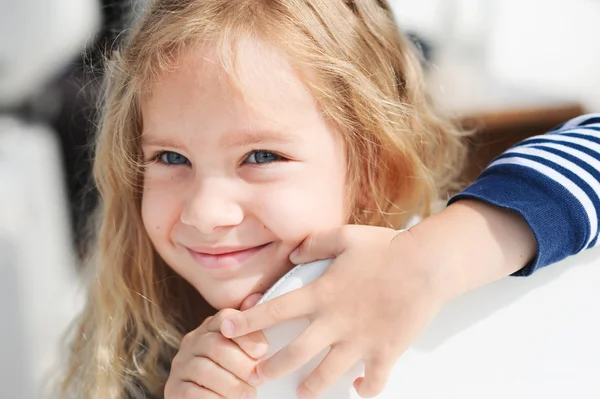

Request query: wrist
[
  {"left": 407, "top": 199, "right": 537, "bottom": 299},
  {"left": 388, "top": 227, "right": 464, "bottom": 304}
]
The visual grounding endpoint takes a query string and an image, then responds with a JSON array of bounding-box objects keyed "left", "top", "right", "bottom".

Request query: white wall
[
  {"left": 390, "top": 0, "right": 600, "bottom": 112},
  {"left": 0, "top": 119, "right": 83, "bottom": 398}
]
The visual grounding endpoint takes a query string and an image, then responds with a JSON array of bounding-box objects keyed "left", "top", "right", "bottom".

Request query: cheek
[
  {"left": 141, "top": 183, "right": 181, "bottom": 245},
  {"left": 256, "top": 174, "right": 347, "bottom": 242}
]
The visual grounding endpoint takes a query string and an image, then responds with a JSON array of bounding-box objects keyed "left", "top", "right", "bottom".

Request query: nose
[{"left": 180, "top": 177, "right": 244, "bottom": 234}]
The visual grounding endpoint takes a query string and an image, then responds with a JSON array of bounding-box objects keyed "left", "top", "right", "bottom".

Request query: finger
[
  {"left": 353, "top": 356, "right": 395, "bottom": 398},
  {"left": 220, "top": 289, "right": 315, "bottom": 339},
  {"left": 203, "top": 309, "right": 239, "bottom": 333},
  {"left": 165, "top": 380, "right": 224, "bottom": 399},
  {"left": 189, "top": 332, "right": 259, "bottom": 383},
  {"left": 297, "top": 344, "right": 361, "bottom": 399},
  {"left": 205, "top": 313, "right": 269, "bottom": 360},
  {"left": 232, "top": 331, "right": 269, "bottom": 360},
  {"left": 289, "top": 228, "right": 349, "bottom": 265},
  {"left": 205, "top": 309, "right": 240, "bottom": 333},
  {"left": 240, "top": 293, "right": 263, "bottom": 311},
  {"left": 255, "top": 321, "right": 334, "bottom": 382},
  {"left": 179, "top": 356, "right": 255, "bottom": 399}
]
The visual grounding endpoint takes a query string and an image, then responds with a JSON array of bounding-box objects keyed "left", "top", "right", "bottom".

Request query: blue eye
[
  {"left": 245, "top": 150, "right": 282, "bottom": 164},
  {"left": 159, "top": 151, "right": 190, "bottom": 165}
]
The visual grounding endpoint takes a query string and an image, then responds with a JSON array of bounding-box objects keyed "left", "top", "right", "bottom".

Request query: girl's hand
[
  {"left": 220, "top": 225, "right": 449, "bottom": 399},
  {"left": 165, "top": 297, "right": 268, "bottom": 399},
  {"left": 220, "top": 201, "right": 536, "bottom": 399}
]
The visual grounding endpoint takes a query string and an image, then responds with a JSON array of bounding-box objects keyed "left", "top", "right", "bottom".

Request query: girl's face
[{"left": 141, "top": 41, "right": 349, "bottom": 310}]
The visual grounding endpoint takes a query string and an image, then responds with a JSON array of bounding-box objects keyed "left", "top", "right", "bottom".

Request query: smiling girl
[
  {"left": 60, "top": 1, "right": 599, "bottom": 399},
  {"left": 61, "top": 1, "right": 465, "bottom": 397}
]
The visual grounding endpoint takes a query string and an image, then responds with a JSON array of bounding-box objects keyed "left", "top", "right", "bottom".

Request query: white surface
[
  {"left": 390, "top": 0, "right": 600, "bottom": 112},
  {"left": 257, "top": 260, "right": 363, "bottom": 399},
  {"left": 257, "top": 244, "right": 600, "bottom": 398},
  {"left": 486, "top": 0, "right": 600, "bottom": 111},
  {"left": 0, "top": 0, "right": 101, "bottom": 107},
  {"left": 0, "top": 117, "right": 83, "bottom": 398}
]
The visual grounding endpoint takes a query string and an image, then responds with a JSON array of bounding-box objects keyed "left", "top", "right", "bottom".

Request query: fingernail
[
  {"left": 221, "top": 319, "right": 235, "bottom": 337},
  {"left": 249, "top": 367, "right": 267, "bottom": 387},
  {"left": 242, "top": 391, "right": 256, "bottom": 399},
  {"left": 297, "top": 388, "right": 312, "bottom": 399},
  {"left": 290, "top": 248, "right": 300, "bottom": 261},
  {"left": 251, "top": 342, "right": 268, "bottom": 358}
]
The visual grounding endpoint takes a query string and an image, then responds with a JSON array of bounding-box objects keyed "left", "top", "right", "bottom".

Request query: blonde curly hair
[{"left": 61, "top": 0, "right": 467, "bottom": 397}]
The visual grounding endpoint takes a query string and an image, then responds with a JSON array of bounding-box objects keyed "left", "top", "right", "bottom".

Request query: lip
[{"left": 186, "top": 243, "right": 271, "bottom": 271}]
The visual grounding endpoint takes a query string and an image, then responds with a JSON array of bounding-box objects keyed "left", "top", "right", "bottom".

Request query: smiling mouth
[{"left": 186, "top": 243, "right": 271, "bottom": 271}]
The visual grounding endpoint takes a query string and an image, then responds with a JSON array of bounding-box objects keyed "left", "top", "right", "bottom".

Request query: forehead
[{"left": 141, "top": 38, "right": 321, "bottom": 133}]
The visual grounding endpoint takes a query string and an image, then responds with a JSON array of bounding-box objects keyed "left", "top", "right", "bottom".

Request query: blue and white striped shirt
[{"left": 450, "top": 113, "right": 600, "bottom": 276}]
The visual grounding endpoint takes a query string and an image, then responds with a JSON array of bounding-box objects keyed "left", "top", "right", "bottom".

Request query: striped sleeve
[{"left": 448, "top": 113, "right": 600, "bottom": 276}]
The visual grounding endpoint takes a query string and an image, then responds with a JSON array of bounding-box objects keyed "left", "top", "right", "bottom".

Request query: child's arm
[
  {"left": 221, "top": 113, "right": 600, "bottom": 399},
  {"left": 450, "top": 113, "right": 600, "bottom": 276},
  {"left": 406, "top": 198, "right": 537, "bottom": 300}
]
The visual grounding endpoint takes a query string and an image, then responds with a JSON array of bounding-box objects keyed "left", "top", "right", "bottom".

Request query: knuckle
[
  {"left": 314, "top": 276, "right": 337, "bottom": 298},
  {"left": 190, "top": 357, "right": 212, "bottom": 380},
  {"left": 180, "top": 331, "right": 195, "bottom": 349},
  {"left": 312, "top": 278, "right": 339, "bottom": 309},
  {"left": 164, "top": 380, "right": 199, "bottom": 399},
  {"left": 179, "top": 383, "right": 200, "bottom": 399},
  {"left": 170, "top": 352, "right": 185, "bottom": 371},
  {"left": 266, "top": 301, "right": 284, "bottom": 321},
  {"left": 221, "top": 375, "right": 247, "bottom": 399},
  {"left": 205, "top": 333, "right": 227, "bottom": 360},
  {"left": 206, "top": 334, "right": 226, "bottom": 363},
  {"left": 202, "top": 315, "right": 214, "bottom": 327},
  {"left": 232, "top": 382, "right": 251, "bottom": 399}
]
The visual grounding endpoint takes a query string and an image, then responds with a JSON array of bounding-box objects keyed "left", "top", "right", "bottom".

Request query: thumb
[
  {"left": 289, "top": 228, "right": 346, "bottom": 265},
  {"left": 240, "top": 293, "right": 263, "bottom": 311}
]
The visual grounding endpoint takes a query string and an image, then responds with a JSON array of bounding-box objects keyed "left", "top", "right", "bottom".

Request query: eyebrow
[
  {"left": 219, "top": 129, "right": 295, "bottom": 149},
  {"left": 140, "top": 129, "right": 295, "bottom": 150},
  {"left": 140, "top": 134, "right": 187, "bottom": 150}
]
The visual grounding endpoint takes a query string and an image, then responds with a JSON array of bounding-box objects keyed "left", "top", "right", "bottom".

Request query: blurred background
[{"left": 0, "top": 0, "right": 598, "bottom": 397}]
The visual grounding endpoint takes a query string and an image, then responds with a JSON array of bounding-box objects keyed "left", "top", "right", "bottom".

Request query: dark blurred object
[
  {"left": 406, "top": 31, "right": 434, "bottom": 69},
  {"left": 45, "top": 0, "right": 138, "bottom": 257},
  {"left": 458, "top": 102, "right": 586, "bottom": 186},
  {"left": 424, "top": 52, "right": 587, "bottom": 192}
]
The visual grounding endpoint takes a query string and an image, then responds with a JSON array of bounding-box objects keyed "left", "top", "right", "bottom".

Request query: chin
[
  {"left": 199, "top": 268, "right": 289, "bottom": 311},
  {"left": 203, "top": 291, "right": 246, "bottom": 311}
]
